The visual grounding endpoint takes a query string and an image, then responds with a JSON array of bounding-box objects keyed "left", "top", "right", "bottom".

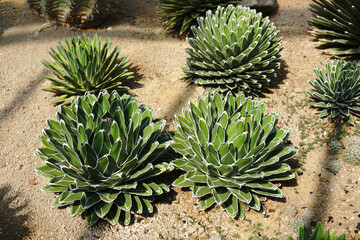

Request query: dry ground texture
[{"left": 0, "top": 0, "right": 360, "bottom": 239}]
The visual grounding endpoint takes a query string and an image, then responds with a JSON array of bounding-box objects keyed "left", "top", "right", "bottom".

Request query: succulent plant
[
  {"left": 287, "top": 222, "right": 345, "bottom": 240},
  {"left": 42, "top": 34, "right": 133, "bottom": 105},
  {"left": 309, "top": 0, "right": 360, "bottom": 58},
  {"left": 35, "top": 91, "right": 174, "bottom": 226},
  {"left": 303, "top": 209, "right": 315, "bottom": 221},
  {"left": 327, "top": 159, "right": 342, "bottom": 173},
  {"left": 171, "top": 92, "right": 296, "bottom": 219},
  {"left": 328, "top": 141, "right": 342, "bottom": 154},
  {"left": 283, "top": 204, "right": 297, "bottom": 217},
  {"left": 343, "top": 145, "right": 360, "bottom": 165},
  {"left": 307, "top": 60, "right": 360, "bottom": 125},
  {"left": 348, "top": 136, "right": 360, "bottom": 146},
  {"left": 156, "top": 0, "right": 238, "bottom": 35},
  {"left": 291, "top": 217, "right": 309, "bottom": 234},
  {"left": 28, "top": 0, "right": 112, "bottom": 28},
  {"left": 183, "top": 5, "right": 283, "bottom": 95}
]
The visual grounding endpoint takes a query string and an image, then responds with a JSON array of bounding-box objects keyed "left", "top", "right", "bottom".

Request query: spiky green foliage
[
  {"left": 327, "top": 159, "right": 342, "bottom": 173},
  {"left": 171, "top": 92, "right": 296, "bottom": 219},
  {"left": 343, "top": 144, "right": 360, "bottom": 165},
  {"left": 308, "top": 60, "right": 360, "bottom": 125},
  {"left": 328, "top": 140, "right": 342, "bottom": 154},
  {"left": 156, "top": 0, "right": 238, "bottom": 35},
  {"left": 184, "top": 5, "right": 283, "bottom": 95},
  {"left": 35, "top": 91, "right": 174, "bottom": 226},
  {"left": 309, "top": 0, "right": 360, "bottom": 58},
  {"left": 28, "top": 0, "right": 112, "bottom": 27},
  {"left": 287, "top": 222, "right": 345, "bottom": 240},
  {"left": 42, "top": 34, "right": 133, "bottom": 105},
  {"left": 348, "top": 135, "right": 360, "bottom": 146}
]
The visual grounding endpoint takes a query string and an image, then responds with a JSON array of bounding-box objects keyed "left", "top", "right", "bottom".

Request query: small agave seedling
[
  {"left": 308, "top": 60, "right": 360, "bottom": 125},
  {"left": 309, "top": 0, "right": 360, "bottom": 58},
  {"left": 287, "top": 222, "right": 345, "bottom": 240},
  {"left": 42, "top": 34, "right": 133, "bottom": 105},
  {"left": 28, "top": 0, "right": 112, "bottom": 28},
  {"left": 171, "top": 92, "right": 296, "bottom": 219},
  {"left": 184, "top": 5, "right": 283, "bottom": 95},
  {"left": 156, "top": 0, "right": 238, "bottom": 35},
  {"left": 35, "top": 91, "right": 174, "bottom": 226}
]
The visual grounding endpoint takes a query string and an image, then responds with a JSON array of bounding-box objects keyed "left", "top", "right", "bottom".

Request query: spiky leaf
[
  {"left": 171, "top": 92, "right": 296, "bottom": 219},
  {"left": 36, "top": 91, "right": 174, "bottom": 226},
  {"left": 183, "top": 5, "right": 283, "bottom": 95},
  {"left": 42, "top": 34, "right": 133, "bottom": 105}
]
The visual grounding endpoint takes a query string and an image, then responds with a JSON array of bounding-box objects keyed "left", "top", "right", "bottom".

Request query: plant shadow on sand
[{"left": 0, "top": 184, "right": 30, "bottom": 240}]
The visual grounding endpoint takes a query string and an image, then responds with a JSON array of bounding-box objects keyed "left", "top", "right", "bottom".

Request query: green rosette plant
[
  {"left": 309, "top": 0, "right": 360, "bottom": 58},
  {"left": 308, "top": 60, "right": 360, "bottom": 125},
  {"left": 184, "top": 5, "right": 283, "bottom": 95},
  {"left": 35, "top": 91, "right": 174, "bottom": 226},
  {"left": 42, "top": 34, "right": 133, "bottom": 105},
  {"left": 28, "top": 0, "right": 112, "bottom": 28},
  {"left": 156, "top": 0, "right": 238, "bottom": 35},
  {"left": 287, "top": 222, "right": 345, "bottom": 240},
  {"left": 171, "top": 92, "right": 296, "bottom": 219}
]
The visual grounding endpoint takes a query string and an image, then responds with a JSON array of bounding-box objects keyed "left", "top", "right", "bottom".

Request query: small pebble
[
  {"left": 294, "top": 87, "right": 303, "bottom": 93},
  {"left": 28, "top": 179, "right": 36, "bottom": 185},
  {"left": 209, "top": 235, "right": 222, "bottom": 240},
  {"left": 17, "top": 164, "right": 23, "bottom": 170}
]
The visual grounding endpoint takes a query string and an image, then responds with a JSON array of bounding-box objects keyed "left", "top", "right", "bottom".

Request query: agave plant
[
  {"left": 42, "top": 34, "right": 133, "bottom": 105},
  {"left": 287, "top": 222, "right": 345, "bottom": 240},
  {"left": 309, "top": 0, "right": 360, "bottom": 58},
  {"left": 27, "top": 0, "right": 112, "bottom": 27},
  {"left": 35, "top": 91, "right": 174, "bottom": 226},
  {"left": 184, "top": 5, "right": 283, "bottom": 95},
  {"left": 308, "top": 60, "right": 360, "bottom": 125},
  {"left": 156, "top": 0, "right": 238, "bottom": 35},
  {"left": 171, "top": 92, "right": 296, "bottom": 219}
]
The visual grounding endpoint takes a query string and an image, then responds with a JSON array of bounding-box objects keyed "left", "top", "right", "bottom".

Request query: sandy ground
[{"left": 0, "top": 0, "right": 360, "bottom": 239}]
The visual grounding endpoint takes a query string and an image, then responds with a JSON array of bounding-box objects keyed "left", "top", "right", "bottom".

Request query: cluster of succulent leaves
[
  {"left": 184, "top": 5, "right": 283, "bottom": 95},
  {"left": 156, "top": 0, "right": 237, "bottom": 35},
  {"left": 328, "top": 140, "right": 342, "bottom": 154},
  {"left": 171, "top": 92, "right": 296, "bottom": 219},
  {"left": 308, "top": 60, "right": 360, "bottom": 125},
  {"left": 309, "top": 0, "right": 360, "bottom": 58},
  {"left": 35, "top": 91, "right": 174, "bottom": 226},
  {"left": 287, "top": 222, "right": 345, "bottom": 240},
  {"left": 27, "top": 0, "right": 112, "bottom": 27},
  {"left": 42, "top": 34, "right": 133, "bottom": 105},
  {"left": 343, "top": 142, "right": 360, "bottom": 165}
]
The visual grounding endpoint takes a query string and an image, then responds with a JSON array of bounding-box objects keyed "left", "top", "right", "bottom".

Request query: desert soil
[{"left": 0, "top": 0, "right": 360, "bottom": 239}]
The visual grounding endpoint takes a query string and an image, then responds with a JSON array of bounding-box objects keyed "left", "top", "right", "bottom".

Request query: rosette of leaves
[
  {"left": 42, "top": 34, "right": 133, "bottom": 105},
  {"left": 27, "top": 0, "right": 112, "bottom": 28},
  {"left": 171, "top": 92, "right": 296, "bottom": 219},
  {"left": 35, "top": 91, "right": 174, "bottom": 226},
  {"left": 309, "top": 0, "right": 360, "bottom": 58},
  {"left": 307, "top": 60, "right": 360, "bottom": 125},
  {"left": 287, "top": 222, "right": 345, "bottom": 240},
  {"left": 184, "top": 5, "right": 283, "bottom": 95},
  {"left": 156, "top": 0, "right": 238, "bottom": 35}
]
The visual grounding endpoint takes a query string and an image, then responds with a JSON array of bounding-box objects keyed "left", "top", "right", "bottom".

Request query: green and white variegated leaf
[
  {"left": 286, "top": 222, "right": 346, "bottom": 240},
  {"left": 36, "top": 91, "right": 174, "bottom": 226},
  {"left": 309, "top": 0, "right": 360, "bottom": 58},
  {"left": 183, "top": 5, "right": 283, "bottom": 95},
  {"left": 28, "top": 0, "right": 113, "bottom": 28},
  {"left": 156, "top": 0, "right": 238, "bottom": 35},
  {"left": 308, "top": 60, "right": 360, "bottom": 125},
  {"left": 171, "top": 92, "right": 296, "bottom": 219},
  {"left": 41, "top": 34, "right": 133, "bottom": 105}
]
